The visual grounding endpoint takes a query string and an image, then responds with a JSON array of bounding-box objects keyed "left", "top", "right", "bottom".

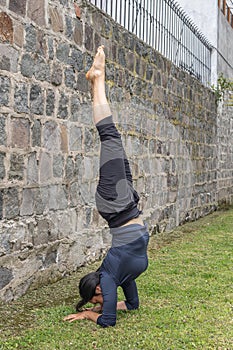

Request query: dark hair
[{"left": 76, "top": 271, "right": 100, "bottom": 311}]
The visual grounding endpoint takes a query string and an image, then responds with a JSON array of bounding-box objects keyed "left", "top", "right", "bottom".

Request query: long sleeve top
[{"left": 97, "top": 223, "right": 149, "bottom": 327}]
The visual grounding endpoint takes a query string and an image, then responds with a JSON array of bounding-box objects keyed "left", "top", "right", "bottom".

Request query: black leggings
[{"left": 95, "top": 116, "right": 141, "bottom": 228}]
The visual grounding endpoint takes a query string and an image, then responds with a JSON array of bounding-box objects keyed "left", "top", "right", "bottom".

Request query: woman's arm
[
  {"left": 63, "top": 310, "right": 101, "bottom": 323},
  {"left": 63, "top": 302, "right": 129, "bottom": 325}
]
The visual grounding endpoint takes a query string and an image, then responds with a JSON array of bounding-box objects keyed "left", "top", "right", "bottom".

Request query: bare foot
[{"left": 86, "top": 45, "right": 105, "bottom": 81}]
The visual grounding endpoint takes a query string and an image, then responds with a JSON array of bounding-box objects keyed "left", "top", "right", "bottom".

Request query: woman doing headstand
[{"left": 64, "top": 46, "right": 149, "bottom": 328}]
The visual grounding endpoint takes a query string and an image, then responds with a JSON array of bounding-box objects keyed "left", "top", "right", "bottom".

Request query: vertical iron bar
[
  {"left": 164, "top": 0, "right": 166, "bottom": 57},
  {"left": 128, "top": 0, "right": 130, "bottom": 31},
  {"left": 142, "top": 0, "right": 145, "bottom": 42},
  {"left": 124, "top": 0, "right": 126, "bottom": 28},
  {"left": 155, "top": 0, "right": 158, "bottom": 51},
  {"left": 132, "top": 0, "right": 134, "bottom": 33},
  {"left": 167, "top": 1, "right": 170, "bottom": 61},
  {"left": 161, "top": 0, "right": 164, "bottom": 55},
  {"left": 157, "top": 0, "right": 160, "bottom": 52},
  {"left": 148, "top": 0, "right": 151, "bottom": 47},
  {"left": 114, "top": 0, "right": 117, "bottom": 23},
  {"left": 171, "top": 2, "right": 175, "bottom": 62},
  {"left": 146, "top": 0, "right": 149, "bottom": 45},
  {"left": 109, "top": 0, "right": 112, "bottom": 17},
  {"left": 152, "top": 0, "right": 155, "bottom": 50},
  {"left": 120, "top": 0, "right": 122, "bottom": 26}
]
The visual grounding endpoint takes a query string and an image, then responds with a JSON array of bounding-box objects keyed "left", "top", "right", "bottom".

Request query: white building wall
[
  {"left": 176, "top": 0, "right": 233, "bottom": 84},
  {"left": 218, "top": 10, "right": 233, "bottom": 80}
]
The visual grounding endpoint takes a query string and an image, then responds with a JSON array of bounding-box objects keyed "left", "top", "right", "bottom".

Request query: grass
[{"left": 0, "top": 208, "right": 232, "bottom": 350}]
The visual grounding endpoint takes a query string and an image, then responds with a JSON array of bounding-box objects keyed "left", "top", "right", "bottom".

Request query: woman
[{"left": 64, "top": 46, "right": 149, "bottom": 327}]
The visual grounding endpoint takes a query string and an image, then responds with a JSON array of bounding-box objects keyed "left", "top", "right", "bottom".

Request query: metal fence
[{"left": 88, "top": 0, "right": 212, "bottom": 86}]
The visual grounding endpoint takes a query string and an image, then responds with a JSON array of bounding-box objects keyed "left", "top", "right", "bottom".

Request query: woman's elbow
[
  {"left": 97, "top": 316, "right": 116, "bottom": 328},
  {"left": 126, "top": 299, "right": 139, "bottom": 310},
  {"left": 102, "top": 320, "right": 116, "bottom": 327}
]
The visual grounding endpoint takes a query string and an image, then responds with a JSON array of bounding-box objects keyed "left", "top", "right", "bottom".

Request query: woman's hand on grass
[
  {"left": 63, "top": 312, "right": 87, "bottom": 322},
  {"left": 63, "top": 310, "right": 101, "bottom": 323}
]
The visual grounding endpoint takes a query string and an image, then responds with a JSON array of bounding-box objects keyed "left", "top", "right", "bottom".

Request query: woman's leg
[
  {"left": 86, "top": 46, "right": 132, "bottom": 184},
  {"left": 87, "top": 46, "right": 140, "bottom": 226},
  {"left": 86, "top": 45, "right": 111, "bottom": 125},
  {"left": 121, "top": 280, "right": 139, "bottom": 310}
]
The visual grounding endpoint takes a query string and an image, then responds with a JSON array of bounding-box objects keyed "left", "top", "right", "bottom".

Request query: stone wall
[
  {"left": 217, "top": 92, "right": 233, "bottom": 205},
  {"left": 0, "top": 0, "right": 232, "bottom": 301}
]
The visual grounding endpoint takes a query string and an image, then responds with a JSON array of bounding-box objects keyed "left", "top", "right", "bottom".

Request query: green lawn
[{"left": 0, "top": 209, "right": 232, "bottom": 350}]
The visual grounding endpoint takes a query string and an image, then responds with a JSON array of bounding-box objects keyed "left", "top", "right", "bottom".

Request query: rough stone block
[
  {"left": 13, "top": 21, "right": 24, "bottom": 47},
  {"left": 25, "top": 24, "right": 37, "bottom": 52},
  {"left": 49, "top": 6, "right": 63, "bottom": 32},
  {"left": 51, "top": 63, "right": 63, "bottom": 86},
  {"left": 48, "top": 185, "right": 68, "bottom": 210},
  {"left": 78, "top": 103, "right": 93, "bottom": 126},
  {"left": 30, "top": 84, "right": 44, "bottom": 115},
  {"left": 74, "top": 153, "right": 83, "bottom": 177},
  {"left": 48, "top": 37, "right": 54, "bottom": 59},
  {"left": 34, "top": 56, "right": 50, "bottom": 82},
  {"left": 65, "top": 156, "right": 74, "bottom": 181},
  {"left": 27, "top": 152, "right": 38, "bottom": 185},
  {"left": 76, "top": 73, "right": 88, "bottom": 92},
  {"left": 0, "top": 12, "right": 13, "bottom": 44},
  {"left": 46, "top": 89, "right": 55, "bottom": 116},
  {"left": 85, "top": 24, "right": 93, "bottom": 51},
  {"left": 70, "top": 181, "right": 80, "bottom": 207},
  {"left": 69, "top": 47, "right": 83, "bottom": 71},
  {"left": 105, "top": 62, "right": 115, "bottom": 82},
  {"left": 69, "top": 125, "right": 82, "bottom": 151},
  {"left": 118, "top": 47, "right": 126, "bottom": 68},
  {"left": 0, "top": 115, "right": 6, "bottom": 146},
  {"left": 64, "top": 67, "right": 76, "bottom": 88},
  {"left": 20, "top": 188, "right": 34, "bottom": 216},
  {"left": 0, "top": 76, "right": 10, "bottom": 106},
  {"left": 32, "top": 119, "right": 41, "bottom": 147},
  {"left": 27, "top": 0, "right": 46, "bottom": 27},
  {"left": 21, "top": 54, "right": 35, "bottom": 78},
  {"left": 58, "top": 93, "right": 69, "bottom": 119},
  {"left": 4, "top": 187, "right": 19, "bottom": 219},
  {"left": 36, "top": 30, "right": 47, "bottom": 56},
  {"left": 56, "top": 42, "right": 70, "bottom": 63},
  {"left": 0, "top": 267, "right": 13, "bottom": 289},
  {"left": 9, "top": 0, "right": 26, "bottom": 16},
  {"left": 65, "top": 15, "right": 73, "bottom": 39},
  {"left": 43, "top": 249, "right": 57, "bottom": 267},
  {"left": 73, "top": 19, "right": 83, "bottom": 46},
  {"left": 34, "top": 187, "right": 48, "bottom": 214},
  {"left": 9, "top": 153, "right": 24, "bottom": 180},
  {"left": 0, "top": 44, "right": 18, "bottom": 73},
  {"left": 11, "top": 117, "right": 30, "bottom": 149},
  {"left": 0, "top": 152, "right": 6, "bottom": 180},
  {"left": 83, "top": 157, "right": 93, "bottom": 180},
  {"left": 70, "top": 94, "right": 80, "bottom": 122},
  {"left": 43, "top": 121, "right": 60, "bottom": 152},
  {"left": 14, "top": 83, "right": 29, "bottom": 113},
  {"left": 60, "top": 124, "right": 68, "bottom": 152},
  {"left": 53, "top": 154, "right": 64, "bottom": 178},
  {"left": 84, "top": 128, "right": 94, "bottom": 152},
  {"left": 39, "top": 152, "right": 52, "bottom": 183}
]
